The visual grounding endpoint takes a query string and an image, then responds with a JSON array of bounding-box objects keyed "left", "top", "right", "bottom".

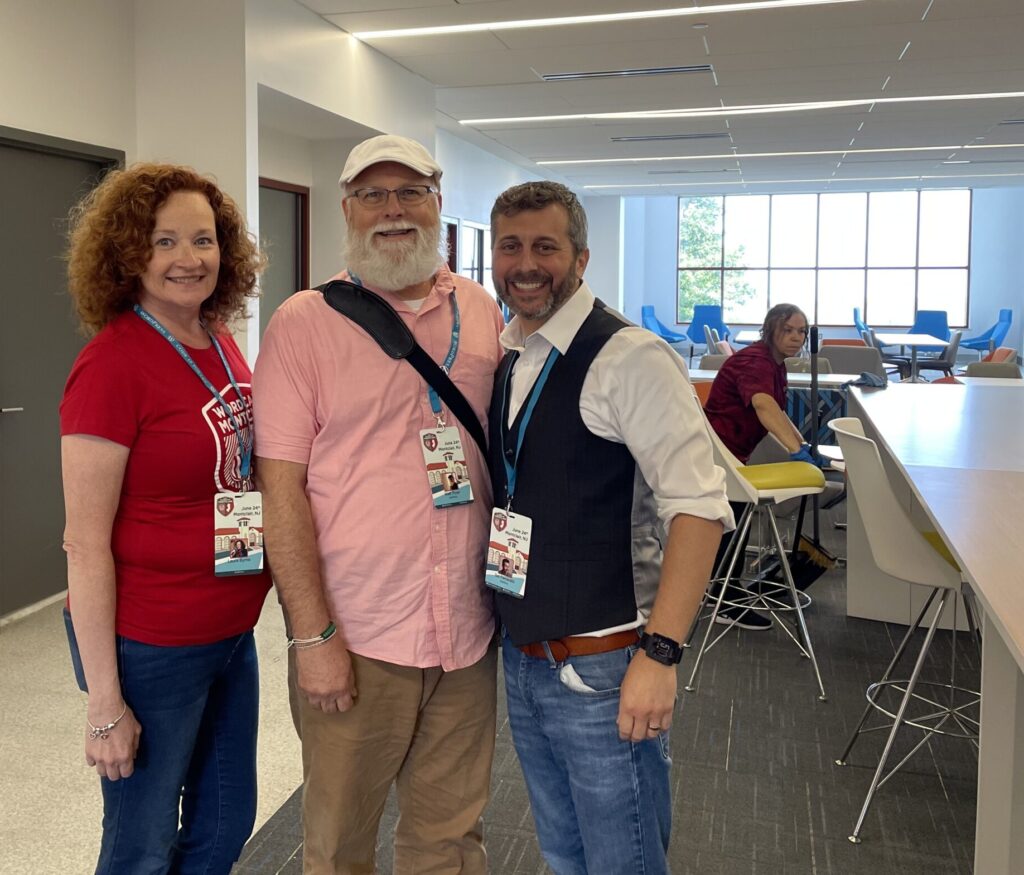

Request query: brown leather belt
[{"left": 517, "top": 629, "right": 640, "bottom": 662}]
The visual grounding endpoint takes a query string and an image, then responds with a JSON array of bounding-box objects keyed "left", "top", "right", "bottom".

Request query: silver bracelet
[
  {"left": 287, "top": 622, "right": 337, "bottom": 650},
  {"left": 87, "top": 702, "right": 127, "bottom": 740}
]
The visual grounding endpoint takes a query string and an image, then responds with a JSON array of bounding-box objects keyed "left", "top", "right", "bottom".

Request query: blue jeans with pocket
[
  {"left": 502, "top": 633, "right": 673, "bottom": 875},
  {"left": 65, "top": 609, "right": 259, "bottom": 875}
]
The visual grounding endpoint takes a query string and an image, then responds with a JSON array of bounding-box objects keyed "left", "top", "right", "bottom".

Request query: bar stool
[
  {"left": 828, "top": 417, "right": 980, "bottom": 844},
  {"left": 684, "top": 420, "right": 828, "bottom": 702}
]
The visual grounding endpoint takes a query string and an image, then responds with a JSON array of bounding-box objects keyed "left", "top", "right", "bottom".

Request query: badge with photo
[
  {"left": 485, "top": 508, "right": 532, "bottom": 598},
  {"left": 213, "top": 491, "right": 265, "bottom": 576},
  {"left": 420, "top": 427, "right": 474, "bottom": 508}
]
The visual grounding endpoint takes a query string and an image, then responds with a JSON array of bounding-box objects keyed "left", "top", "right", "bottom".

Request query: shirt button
[
  {"left": 505, "top": 448, "right": 514, "bottom": 460},
  {"left": 434, "top": 565, "right": 441, "bottom": 573}
]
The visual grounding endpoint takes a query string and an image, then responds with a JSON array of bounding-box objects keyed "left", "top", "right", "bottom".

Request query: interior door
[
  {"left": 258, "top": 178, "right": 309, "bottom": 335},
  {"left": 0, "top": 139, "right": 117, "bottom": 616}
]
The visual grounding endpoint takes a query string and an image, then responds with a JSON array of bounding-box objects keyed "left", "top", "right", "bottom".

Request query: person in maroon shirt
[
  {"left": 706, "top": 303, "right": 814, "bottom": 464},
  {"left": 704, "top": 304, "right": 824, "bottom": 628}
]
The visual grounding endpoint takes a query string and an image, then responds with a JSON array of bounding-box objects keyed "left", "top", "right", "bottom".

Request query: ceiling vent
[
  {"left": 647, "top": 168, "right": 739, "bottom": 175},
  {"left": 610, "top": 132, "right": 731, "bottom": 143},
  {"left": 538, "top": 64, "right": 712, "bottom": 82}
]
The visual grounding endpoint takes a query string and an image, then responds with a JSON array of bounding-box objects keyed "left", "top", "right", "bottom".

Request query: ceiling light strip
[
  {"left": 354, "top": 0, "right": 866, "bottom": 40},
  {"left": 539, "top": 145, "right": 963, "bottom": 166},
  {"left": 583, "top": 171, "right": 1024, "bottom": 189},
  {"left": 462, "top": 90, "right": 1024, "bottom": 126}
]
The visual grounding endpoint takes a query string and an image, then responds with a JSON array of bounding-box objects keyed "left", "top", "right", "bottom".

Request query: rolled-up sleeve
[{"left": 580, "top": 329, "right": 734, "bottom": 531}]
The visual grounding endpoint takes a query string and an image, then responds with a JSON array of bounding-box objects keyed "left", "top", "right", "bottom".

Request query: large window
[
  {"left": 458, "top": 220, "right": 494, "bottom": 297},
  {"left": 677, "top": 190, "right": 971, "bottom": 325}
]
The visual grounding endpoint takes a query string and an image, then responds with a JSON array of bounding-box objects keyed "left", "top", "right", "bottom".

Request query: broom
[{"left": 766, "top": 325, "right": 837, "bottom": 590}]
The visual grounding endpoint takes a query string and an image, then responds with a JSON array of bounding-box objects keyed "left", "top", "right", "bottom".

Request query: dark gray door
[
  {"left": 258, "top": 181, "right": 308, "bottom": 335},
  {"left": 0, "top": 142, "right": 114, "bottom": 615}
]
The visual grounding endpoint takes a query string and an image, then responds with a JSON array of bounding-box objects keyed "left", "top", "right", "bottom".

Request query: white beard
[{"left": 343, "top": 216, "right": 446, "bottom": 293}]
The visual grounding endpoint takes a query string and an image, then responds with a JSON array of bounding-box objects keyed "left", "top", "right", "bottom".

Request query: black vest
[{"left": 488, "top": 305, "right": 638, "bottom": 646}]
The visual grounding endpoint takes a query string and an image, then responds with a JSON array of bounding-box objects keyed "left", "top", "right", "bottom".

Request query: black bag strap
[{"left": 316, "top": 279, "right": 488, "bottom": 457}]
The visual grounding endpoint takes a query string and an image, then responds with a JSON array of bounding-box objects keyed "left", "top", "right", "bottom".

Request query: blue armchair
[
  {"left": 853, "top": 307, "right": 869, "bottom": 336},
  {"left": 641, "top": 305, "right": 687, "bottom": 345},
  {"left": 683, "top": 305, "right": 731, "bottom": 362},
  {"left": 909, "top": 309, "right": 950, "bottom": 354},
  {"left": 962, "top": 308, "right": 1012, "bottom": 356}
]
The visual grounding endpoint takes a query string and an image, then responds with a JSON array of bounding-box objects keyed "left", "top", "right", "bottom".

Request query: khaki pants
[{"left": 291, "top": 647, "right": 497, "bottom": 875}]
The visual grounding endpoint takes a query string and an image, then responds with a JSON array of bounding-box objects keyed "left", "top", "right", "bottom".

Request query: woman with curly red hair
[{"left": 60, "top": 163, "right": 271, "bottom": 874}]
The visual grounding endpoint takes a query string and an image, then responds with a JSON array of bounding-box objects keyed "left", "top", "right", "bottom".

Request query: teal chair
[
  {"left": 641, "top": 305, "right": 687, "bottom": 346},
  {"left": 909, "top": 310, "right": 950, "bottom": 354},
  {"left": 962, "top": 308, "right": 1012, "bottom": 356}
]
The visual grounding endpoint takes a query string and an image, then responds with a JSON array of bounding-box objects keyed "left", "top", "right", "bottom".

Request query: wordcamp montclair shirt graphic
[{"left": 202, "top": 383, "right": 254, "bottom": 493}]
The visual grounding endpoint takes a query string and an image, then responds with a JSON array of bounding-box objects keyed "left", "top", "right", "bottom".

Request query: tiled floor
[{"left": 236, "top": 509, "right": 980, "bottom": 875}]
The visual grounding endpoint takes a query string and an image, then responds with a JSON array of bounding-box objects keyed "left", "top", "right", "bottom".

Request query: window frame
[{"left": 676, "top": 189, "right": 973, "bottom": 327}]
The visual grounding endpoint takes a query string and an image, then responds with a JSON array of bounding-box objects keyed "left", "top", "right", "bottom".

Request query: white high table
[
  {"left": 873, "top": 332, "right": 946, "bottom": 382},
  {"left": 847, "top": 383, "right": 1024, "bottom": 874},
  {"left": 688, "top": 369, "right": 861, "bottom": 387}
]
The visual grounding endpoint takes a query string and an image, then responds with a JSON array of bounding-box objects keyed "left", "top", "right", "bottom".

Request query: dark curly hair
[
  {"left": 490, "top": 181, "right": 588, "bottom": 257},
  {"left": 67, "top": 163, "right": 265, "bottom": 335}
]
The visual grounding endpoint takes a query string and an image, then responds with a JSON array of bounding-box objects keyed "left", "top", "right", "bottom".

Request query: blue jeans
[
  {"left": 65, "top": 610, "right": 259, "bottom": 875},
  {"left": 502, "top": 635, "right": 672, "bottom": 875}
]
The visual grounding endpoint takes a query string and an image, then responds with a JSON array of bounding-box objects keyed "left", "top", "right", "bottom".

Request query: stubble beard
[
  {"left": 343, "top": 214, "right": 447, "bottom": 293},
  {"left": 496, "top": 269, "right": 579, "bottom": 323}
]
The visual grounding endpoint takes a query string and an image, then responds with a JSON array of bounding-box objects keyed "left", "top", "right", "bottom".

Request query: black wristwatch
[{"left": 639, "top": 632, "right": 683, "bottom": 666}]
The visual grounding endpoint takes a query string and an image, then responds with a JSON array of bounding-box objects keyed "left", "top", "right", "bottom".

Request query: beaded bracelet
[
  {"left": 287, "top": 621, "right": 337, "bottom": 650},
  {"left": 87, "top": 703, "right": 127, "bottom": 741}
]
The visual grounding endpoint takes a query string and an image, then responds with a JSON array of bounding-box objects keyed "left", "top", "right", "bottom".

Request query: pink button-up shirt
[{"left": 253, "top": 266, "right": 504, "bottom": 670}]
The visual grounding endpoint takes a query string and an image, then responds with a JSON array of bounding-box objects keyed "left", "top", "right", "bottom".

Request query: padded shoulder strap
[
  {"left": 317, "top": 279, "right": 488, "bottom": 457},
  {"left": 318, "top": 279, "right": 415, "bottom": 359}
]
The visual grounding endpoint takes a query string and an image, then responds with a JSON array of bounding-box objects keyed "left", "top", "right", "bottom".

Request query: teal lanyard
[
  {"left": 501, "top": 348, "right": 560, "bottom": 505},
  {"left": 348, "top": 271, "right": 460, "bottom": 424},
  {"left": 133, "top": 305, "right": 252, "bottom": 482}
]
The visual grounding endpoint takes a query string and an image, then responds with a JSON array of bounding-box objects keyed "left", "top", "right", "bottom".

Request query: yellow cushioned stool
[{"left": 685, "top": 431, "right": 829, "bottom": 702}]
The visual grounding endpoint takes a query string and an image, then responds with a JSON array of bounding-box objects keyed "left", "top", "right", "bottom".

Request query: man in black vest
[{"left": 487, "top": 181, "right": 733, "bottom": 874}]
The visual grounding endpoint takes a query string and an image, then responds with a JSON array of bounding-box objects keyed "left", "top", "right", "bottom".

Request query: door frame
[
  {"left": 258, "top": 176, "right": 310, "bottom": 291},
  {"left": 0, "top": 124, "right": 123, "bottom": 168}
]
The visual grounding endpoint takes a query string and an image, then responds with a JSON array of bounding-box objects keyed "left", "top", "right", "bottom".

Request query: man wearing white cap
[{"left": 253, "top": 134, "right": 504, "bottom": 873}]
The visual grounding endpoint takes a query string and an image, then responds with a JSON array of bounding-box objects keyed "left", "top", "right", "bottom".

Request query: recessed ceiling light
[
  {"left": 461, "top": 90, "right": 1024, "bottom": 126},
  {"left": 583, "top": 172, "right": 1022, "bottom": 190},
  {"left": 353, "top": 0, "right": 867, "bottom": 40},
  {"left": 539, "top": 145, "right": 963, "bottom": 166}
]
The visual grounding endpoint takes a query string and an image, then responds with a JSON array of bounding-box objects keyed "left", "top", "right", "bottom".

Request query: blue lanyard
[
  {"left": 347, "top": 271, "right": 460, "bottom": 424},
  {"left": 133, "top": 305, "right": 253, "bottom": 482},
  {"left": 502, "top": 348, "right": 560, "bottom": 504}
]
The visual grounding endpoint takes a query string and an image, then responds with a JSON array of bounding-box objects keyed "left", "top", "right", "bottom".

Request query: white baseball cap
[{"left": 338, "top": 134, "right": 442, "bottom": 187}]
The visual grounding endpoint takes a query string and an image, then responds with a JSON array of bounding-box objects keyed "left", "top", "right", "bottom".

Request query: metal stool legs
[
  {"left": 836, "top": 587, "right": 980, "bottom": 843},
  {"left": 684, "top": 502, "right": 827, "bottom": 702}
]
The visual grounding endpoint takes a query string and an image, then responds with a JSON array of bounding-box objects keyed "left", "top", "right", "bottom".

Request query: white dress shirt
[{"left": 500, "top": 282, "right": 733, "bottom": 531}]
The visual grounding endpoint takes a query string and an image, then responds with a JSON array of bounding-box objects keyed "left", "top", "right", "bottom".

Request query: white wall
[
  {"left": 582, "top": 196, "right": 624, "bottom": 312},
  {"left": 968, "top": 187, "right": 1024, "bottom": 356},
  {"left": 0, "top": 0, "right": 136, "bottom": 157},
  {"left": 259, "top": 128, "right": 313, "bottom": 189},
  {"left": 436, "top": 129, "right": 540, "bottom": 226},
  {"left": 245, "top": 0, "right": 434, "bottom": 148}
]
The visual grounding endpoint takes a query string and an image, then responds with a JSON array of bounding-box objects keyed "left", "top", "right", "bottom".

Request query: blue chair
[
  {"left": 684, "top": 305, "right": 731, "bottom": 362},
  {"left": 853, "top": 307, "right": 869, "bottom": 336},
  {"left": 641, "top": 305, "right": 687, "bottom": 347},
  {"left": 909, "top": 310, "right": 950, "bottom": 354},
  {"left": 962, "top": 308, "right": 1012, "bottom": 356}
]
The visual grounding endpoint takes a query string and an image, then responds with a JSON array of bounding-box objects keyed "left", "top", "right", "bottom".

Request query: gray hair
[{"left": 490, "top": 181, "right": 588, "bottom": 257}]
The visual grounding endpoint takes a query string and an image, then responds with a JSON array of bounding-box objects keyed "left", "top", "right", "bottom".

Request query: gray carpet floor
[{"left": 235, "top": 507, "right": 979, "bottom": 874}]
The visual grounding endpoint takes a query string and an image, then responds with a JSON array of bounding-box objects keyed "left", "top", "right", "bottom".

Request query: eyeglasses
[{"left": 346, "top": 185, "right": 438, "bottom": 208}]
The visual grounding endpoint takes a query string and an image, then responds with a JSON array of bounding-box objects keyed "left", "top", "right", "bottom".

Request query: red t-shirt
[
  {"left": 60, "top": 311, "right": 271, "bottom": 645},
  {"left": 704, "top": 341, "right": 788, "bottom": 463}
]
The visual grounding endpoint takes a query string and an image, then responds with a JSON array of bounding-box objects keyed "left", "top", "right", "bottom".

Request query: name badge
[
  {"left": 214, "top": 491, "right": 265, "bottom": 576},
  {"left": 485, "top": 507, "right": 532, "bottom": 598},
  {"left": 420, "top": 427, "right": 474, "bottom": 508}
]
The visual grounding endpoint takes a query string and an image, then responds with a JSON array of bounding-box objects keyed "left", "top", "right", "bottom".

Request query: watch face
[{"left": 643, "top": 633, "right": 682, "bottom": 664}]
